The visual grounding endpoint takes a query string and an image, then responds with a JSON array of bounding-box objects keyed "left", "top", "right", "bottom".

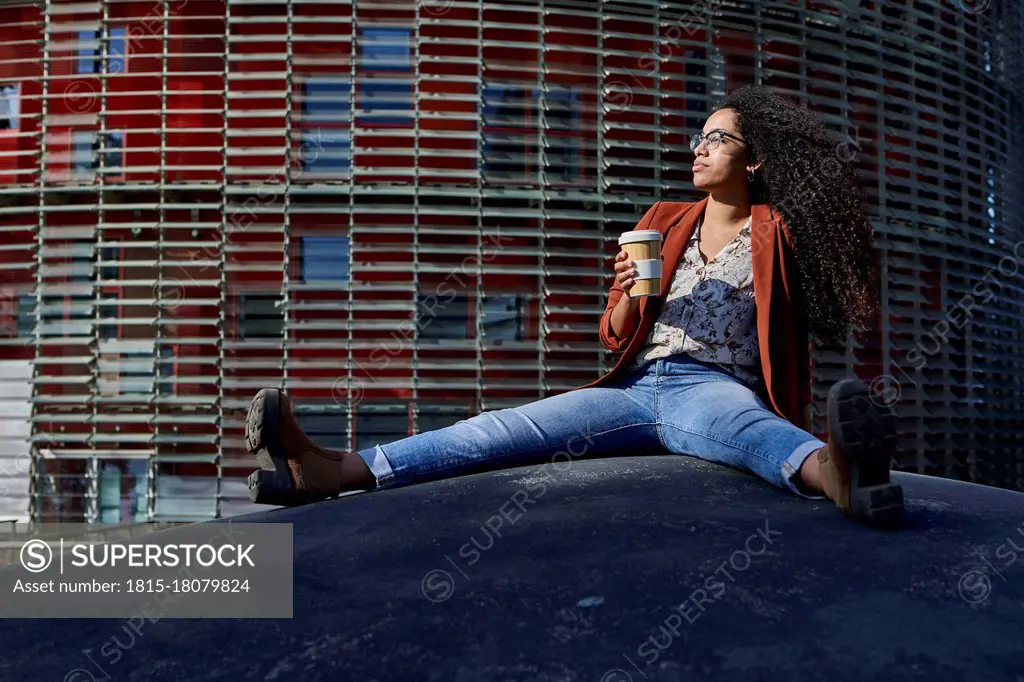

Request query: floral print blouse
[{"left": 629, "top": 215, "right": 762, "bottom": 387}]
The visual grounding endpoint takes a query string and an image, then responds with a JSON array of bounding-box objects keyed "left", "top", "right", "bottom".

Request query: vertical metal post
[
  {"left": 474, "top": 1, "right": 484, "bottom": 414},
  {"left": 410, "top": 5, "right": 422, "bottom": 435},
  {"left": 275, "top": 0, "right": 295, "bottom": 507},
  {"left": 537, "top": 1, "right": 547, "bottom": 399},
  {"left": 31, "top": 0, "right": 53, "bottom": 523},
  {"left": 148, "top": 0, "right": 172, "bottom": 523},
  {"left": 473, "top": 4, "right": 484, "bottom": 412},
  {"left": 86, "top": 0, "right": 112, "bottom": 526},
  {"left": 345, "top": 3, "right": 358, "bottom": 449},
  {"left": 217, "top": 0, "right": 231, "bottom": 515},
  {"left": 653, "top": 1, "right": 661, "bottom": 199}
]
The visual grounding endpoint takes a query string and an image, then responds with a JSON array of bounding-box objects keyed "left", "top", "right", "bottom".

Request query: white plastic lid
[{"left": 618, "top": 229, "right": 662, "bottom": 246}]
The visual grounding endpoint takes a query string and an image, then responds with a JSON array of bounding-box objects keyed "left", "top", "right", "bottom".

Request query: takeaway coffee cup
[{"left": 618, "top": 229, "right": 663, "bottom": 297}]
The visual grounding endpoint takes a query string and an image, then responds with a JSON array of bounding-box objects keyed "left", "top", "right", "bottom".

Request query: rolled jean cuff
[
  {"left": 781, "top": 439, "right": 826, "bottom": 499},
  {"left": 356, "top": 445, "right": 396, "bottom": 490}
]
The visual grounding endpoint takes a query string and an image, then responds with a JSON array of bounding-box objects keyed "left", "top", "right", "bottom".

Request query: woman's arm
[
  {"left": 609, "top": 289, "right": 642, "bottom": 340},
  {"left": 598, "top": 202, "right": 662, "bottom": 351}
]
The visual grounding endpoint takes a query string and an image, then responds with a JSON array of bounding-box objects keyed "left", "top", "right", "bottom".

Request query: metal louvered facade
[{"left": 0, "top": 0, "right": 1021, "bottom": 523}]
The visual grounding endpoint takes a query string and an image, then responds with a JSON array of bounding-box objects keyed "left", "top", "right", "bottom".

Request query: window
[
  {"left": 111, "top": 28, "right": 127, "bottom": 74},
  {"left": 77, "top": 31, "right": 95, "bottom": 74},
  {"left": 98, "top": 290, "right": 120, "bottom": 340},
  {"left": 157, "top": 345, "right": 175, "bottom": 396},
  {"left": 482, "top": 85, "right": 538, "bottom": 179},
  {"left": 295, "top": 408, "right": 348, "bottom": 451},
  {"left": 302, "top": 129, "right": 351, "bottom": 174},
  {"left": 17, "top": 294, "right": 34, "bottom": 337},
  {"left": 416, "top": 293, "right": 470, "bottom": 341},
  {"left": 72, "top": 131, "right": 125, "bottom": 178},
  {"left": 238, "top": 293, "right": 284, "bottom": 339},
  {"left": 104, "top": 131, "right": 125, "bottom": 170},
  {"left": 412, "top": 294, "right": 524, "bottom": 342},
  {"left": 39, "top": 286, "right": 93, "bottom": 338},
  {"left": 300, "top": 236, "right": 350, "bottom": 284},
  {"left": 97, "top": 459, "right": 149, "bottom": 522},
  {"left": 481, "top": 85, "right": 583, "bottom": 183},
  {"left": 544, "top": 86, "right": 582, "bottom": 182},
  {"left": 684, "top": 49, "right": 708, "bottom": 131},
  {"left": 0, "top": 292, "right": 33, "bottom": 338},
  {"left": 354, "top": 403, "right": 408, "bottom": 451},
  {"left": 99, "top": 244, "right": 120, "bottom": 282},
  {"left": 98, "top": 462, "right": 123, "bottom": 523},
  {"left": 78, "top": 27, "right": 127, "bottom": 75},
  {"left": 72, "top": 131, "right": 93, "bottom": 173},
  {"left": 99, "top": 461, "right": 150, "bottom": 523},
  {"left": 359, "top": 27, "right": 413, "bottom": 125},
  {"left": 119, "top": 349, "right": 156, "bottom": 395},
  {"left": 97, "top": 341, "right": 156, "bottom": 397},
  {"left": 298, "top": 78, "right": 351, "bottom": 175},
  {"left": 481, "top": 295, "right": 524, "bottom": 343},
  {"left": 303, "top": 79, "right": 350, "bottom": 122},
  {"left": 152, "top": 473, "right": 218, "bottom": 521},
  {"left": 0, "top": 84, "right": 19, "bottom": 130}
]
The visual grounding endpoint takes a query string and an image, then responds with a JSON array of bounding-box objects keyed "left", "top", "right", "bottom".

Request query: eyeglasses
[{"left": 690, "top": 129, "right": 745, "bottom": 152}]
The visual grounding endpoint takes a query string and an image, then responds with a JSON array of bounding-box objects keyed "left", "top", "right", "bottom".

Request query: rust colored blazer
[{"left": 573, "top": 196, "right": 813, "bottom": 432}]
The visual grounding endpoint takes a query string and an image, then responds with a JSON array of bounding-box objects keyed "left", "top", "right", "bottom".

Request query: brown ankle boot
[
  {"left": 246, "top": 388, "right": 346, "bottom": 506},
  {"left": 817, "top": 379, "right": 904, "bottom": 527}
]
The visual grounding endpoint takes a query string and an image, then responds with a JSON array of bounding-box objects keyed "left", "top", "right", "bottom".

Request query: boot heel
[
  {"left": 248, "top": 468, "right": 295, "bottom": 505},
  {"left": 850, "top": 482, "right": 904, "bottom": 528},
  {"left": 247, "top": 460, "right": 325, "bottom": 506},
  {"left": 249, "top": 431, "right": 329, "bottom": 506}
]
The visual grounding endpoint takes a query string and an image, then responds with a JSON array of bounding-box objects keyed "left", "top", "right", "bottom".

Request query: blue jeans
[{"left": 357, "top": 353, "right": 826, "bottom": 498}]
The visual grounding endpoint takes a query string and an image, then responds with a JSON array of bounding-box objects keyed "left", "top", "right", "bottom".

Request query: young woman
[{"left": 245, "top": 85, "right": 904, "bottom": 527}]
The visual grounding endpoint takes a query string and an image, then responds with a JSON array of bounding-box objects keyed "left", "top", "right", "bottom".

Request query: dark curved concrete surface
[{"left": 3, "top": 455, "right": 1024, "bottom": 681}]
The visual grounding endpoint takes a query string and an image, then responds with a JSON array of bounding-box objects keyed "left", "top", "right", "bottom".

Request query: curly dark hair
[{"left": 713, "top": 85, "right": 881, "bottom": 346}]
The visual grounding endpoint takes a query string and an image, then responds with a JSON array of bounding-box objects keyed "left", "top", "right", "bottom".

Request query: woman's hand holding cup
[{"left": 614, "top": 250, "right": 639, "bottom": 295}]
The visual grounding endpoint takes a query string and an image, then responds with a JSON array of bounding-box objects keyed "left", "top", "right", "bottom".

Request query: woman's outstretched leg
[
  {"left": 655, "top": 355, "right": 903, "bottom": 526},
  {"left": 246, "top": 375, "right": 662, "bottom": 506}
]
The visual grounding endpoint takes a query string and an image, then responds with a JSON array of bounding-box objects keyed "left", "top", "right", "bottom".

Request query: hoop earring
[{"left": 747, "top": 168, "right": 755, "bottom": 182}]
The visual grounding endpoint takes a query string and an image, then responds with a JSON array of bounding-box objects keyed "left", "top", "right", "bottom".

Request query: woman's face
[{"left": 691, "top": 108, "right": 754, "bottom": 194}]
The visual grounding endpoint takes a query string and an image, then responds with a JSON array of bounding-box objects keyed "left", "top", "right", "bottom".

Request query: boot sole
[
  {"left": 828, "top": 379, "right": 904, "bottom": 528},
  {"left": 246, "top": 389, "right": 325, "bottom": 507}
]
